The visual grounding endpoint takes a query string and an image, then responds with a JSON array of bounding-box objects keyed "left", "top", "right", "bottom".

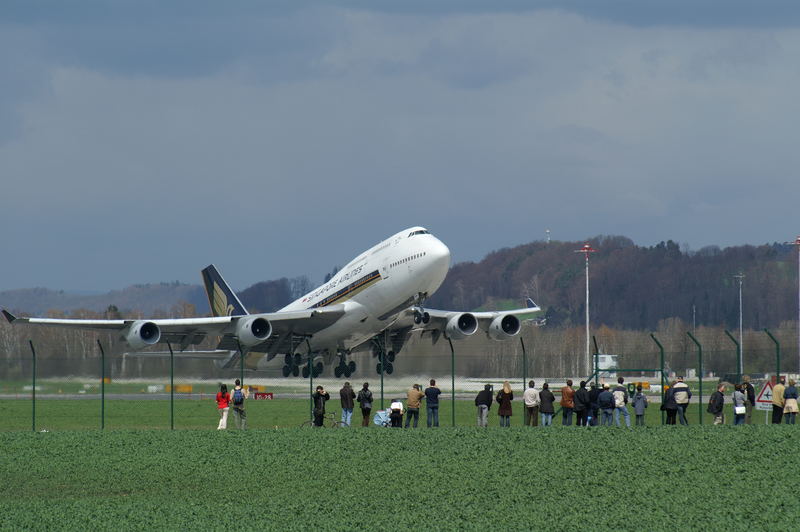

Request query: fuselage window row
[{"left": 391, "top": 252, "right": 426, "bottom": 268}]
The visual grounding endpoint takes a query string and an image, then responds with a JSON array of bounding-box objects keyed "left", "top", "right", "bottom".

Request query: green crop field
[{"left": 1, "top": 426, "right": 797, "bottom": 530}]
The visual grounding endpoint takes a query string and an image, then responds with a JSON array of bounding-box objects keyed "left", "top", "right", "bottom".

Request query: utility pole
[
  {"left": 734, "top": 272, "right": 744, "bottom": 375},
  {"left": 574, "top": 243, "right": 597, "bottom": 376},
  {"left": 786, "top": 236, "right": 800, "bottom": 376}
]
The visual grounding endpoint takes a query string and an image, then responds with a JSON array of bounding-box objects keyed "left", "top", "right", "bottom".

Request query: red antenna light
[{"left": 574, "top": 243, "right": 598, "bottom": 257}]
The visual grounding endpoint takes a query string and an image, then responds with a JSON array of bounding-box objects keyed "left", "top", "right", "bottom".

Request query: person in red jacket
[{"left": 216, "top": 383, "right": 230, "bottom": 430}]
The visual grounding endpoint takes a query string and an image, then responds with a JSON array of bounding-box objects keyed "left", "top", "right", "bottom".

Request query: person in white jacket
[{"left": 522, "top": 380, "right": 540, "bottom": 427}]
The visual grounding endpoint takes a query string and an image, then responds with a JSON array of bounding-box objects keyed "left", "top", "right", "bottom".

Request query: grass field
[
  {"left": 1, "top": 425, "right": 797, "bottom": 529},
  {"left": 0, "top": 396, "right": 759, "bottom": 431}
]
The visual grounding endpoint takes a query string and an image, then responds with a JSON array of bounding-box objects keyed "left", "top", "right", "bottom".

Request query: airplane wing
[
  {"left": 1, "top": 306, "right": 347, "bottom": 352},
  {"left": 389, "top": 298, "right": 542, "bottom": 341}
]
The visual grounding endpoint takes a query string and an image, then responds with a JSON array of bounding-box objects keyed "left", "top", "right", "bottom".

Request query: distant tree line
[{"left": 427, "top": 236, "right": 799, "bottom": 331}]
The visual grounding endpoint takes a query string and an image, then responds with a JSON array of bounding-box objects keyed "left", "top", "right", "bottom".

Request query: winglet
[
  {"left": 2, "top": 310, "right": 17, "bottom": 323},
  {"left": 526, "top": 298, "right": 538, "bottom": 309}
]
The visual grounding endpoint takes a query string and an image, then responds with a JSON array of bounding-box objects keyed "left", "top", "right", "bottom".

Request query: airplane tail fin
[{"left": 201, "top": 265, "right": 249, "bottom": 317}]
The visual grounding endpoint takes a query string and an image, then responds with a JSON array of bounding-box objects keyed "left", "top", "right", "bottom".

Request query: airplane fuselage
[{"left": 281, "top": 227, "right": 451, "bottom": 353}]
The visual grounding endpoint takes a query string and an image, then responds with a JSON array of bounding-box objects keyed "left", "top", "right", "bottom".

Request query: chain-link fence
[{"left": 1, "top": 324, "right": 798, "bottom": 431}]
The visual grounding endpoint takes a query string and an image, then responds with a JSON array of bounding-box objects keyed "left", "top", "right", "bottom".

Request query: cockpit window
[{"left": 408, "top": 230, "right": 430, "bottom": 237}]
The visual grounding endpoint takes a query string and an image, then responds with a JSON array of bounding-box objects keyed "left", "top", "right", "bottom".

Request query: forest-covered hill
[{"left": 427, "top": 236, "right": 798, "bottom": 330}]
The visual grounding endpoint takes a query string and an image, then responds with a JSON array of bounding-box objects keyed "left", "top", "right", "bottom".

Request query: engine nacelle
[
  {"left": 124, "top": 321, "right": 161, "bottom": 350},
  {"left": 446, "top": 313, "right": 478, "bottom": 340},
  {"left": 488, "top": 315, "right": 521, "bottom": 340},
  {"left": 235, "top": 317, "right": 272, "bottom": 346}
]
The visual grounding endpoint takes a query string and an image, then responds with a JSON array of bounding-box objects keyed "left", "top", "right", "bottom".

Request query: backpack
[
  {"left": 233, "top": 388, "right": 244, "bottom": 407},
  {"left": 613, "top": 389, "right": 626, "bottom": 408}
]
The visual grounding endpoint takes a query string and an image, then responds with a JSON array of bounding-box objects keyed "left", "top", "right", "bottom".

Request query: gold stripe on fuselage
[{"left": 309, "top": 270, "right": 381, "bottom": 309}]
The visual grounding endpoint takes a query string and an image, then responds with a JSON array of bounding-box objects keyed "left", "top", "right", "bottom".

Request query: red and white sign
[
  {"left": 253, "top": 392, "right": 274, "bottom": 400},
  {"left": 755, "top": 382, "right": 773, "bottom": 411}
]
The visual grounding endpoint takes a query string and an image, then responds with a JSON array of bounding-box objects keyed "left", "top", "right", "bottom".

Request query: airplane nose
[{"left": 429, "top": 238, "right": 451, "bottom": 271}]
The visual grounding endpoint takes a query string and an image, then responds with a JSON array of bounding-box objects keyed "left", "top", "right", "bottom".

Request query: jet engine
[
  {"left": 445, "top": 313, "right": 478, "bottom": 340},
  {"left": 235, "top": 316, "right": 272, "bottom": 347},
  {"left": 124, "top": 321, "right": 161, "bottom": 350},
  {"left": 488, "top": 315, "right": 521, "bottom": 340}
]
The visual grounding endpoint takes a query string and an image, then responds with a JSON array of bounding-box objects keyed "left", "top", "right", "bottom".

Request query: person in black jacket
[
  {"left": 708, "top": 383, "right": 725, "bottom": 425},
  {"left": 597, "top": 384, "right": 615, "bottom": 426},
  {"left": 357, "top": 382, "right": 373, "bottom": 427},
  {"left": 742, "top": 375, "right": 756, "bottom": 424},
  {"left": 663, "top": 384, "right": 678, "bottom": 425},
  {"left": 539, "top": 383, "right": 556, "bottom": 426},
  {"left": 475, "top": 384, "right": 493, "bottom": 427},
  {"left": 573, "top": 381, "right": 591, "bottom": 427},
  {"left": 339, "top": 382, "right": 356, "bottom": 427},
  {"left": 588, "top": 382, "right": 600, "bottom": 426},
  {"left": 312, "top": 386, "right": 330, "bottom": 427}
]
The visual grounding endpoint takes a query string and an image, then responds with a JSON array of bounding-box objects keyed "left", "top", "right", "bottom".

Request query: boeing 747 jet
[{"left": 3, "top": 227, "right": 539, "bottom": 377}]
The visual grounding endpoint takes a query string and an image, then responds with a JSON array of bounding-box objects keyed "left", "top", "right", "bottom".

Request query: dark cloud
[
  {"left": 1, "top": 3, "right": 799, "bottom": 291},
  {"left": 346, "top": 0, "right": 800, "bottom": 28}
]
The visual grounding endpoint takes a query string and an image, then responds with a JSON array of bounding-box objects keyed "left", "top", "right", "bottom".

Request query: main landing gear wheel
[
  {"left": 302, "top": 365, "right": 310, "bottom": 378},
  {"left": 292, "top": 365, "right": 300, "bottom": 377},
  {"left": 335, "top": 361, "right": 354, "bottom": 378},
  {"left": 313, "top": 362, "right": 323, "bottom": 378},
  {"left": 282, "top": 365, "right": 291, "bottom": 377},
  {"left": 387, "top": 351, "right": 396, "bottom": 362},
  {"left": 385, "top": 362, "right": 394, "bottom": 374}
]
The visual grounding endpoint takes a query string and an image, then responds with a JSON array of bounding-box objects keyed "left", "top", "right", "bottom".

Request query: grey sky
[{"left": 2, "top": 2, "right": 800, "bottom": 292}]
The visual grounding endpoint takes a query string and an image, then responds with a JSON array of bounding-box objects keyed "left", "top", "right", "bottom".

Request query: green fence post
[
  {"left": 97, "top": 340, "right": 105, "bottom": 430},
  {"left": 168, "top": 341, "right": 174, "bottom": 430},
  {"left": 764, "top": 329, "right": 780, "bottom": 381},
  {"left": 724, "top": 330, "right": 741, "bottom": 383},
  {"left": 592, "top": 336, "right": 600, "bottom": 387},
  {"left": 380, "top": 337, "right": 385, "bottom": 411},
  {"left": 650, "top": 334, "right": 665, "bottom": 425},
  {"left": 238, "top": 341, "right": 245, "bottom": 388},
  {"left": 29, "top": 340, "right": 36, "bottom": 432},
  {"left": 687, "top": 332, "right": 703, "bottom": 425},
  {"left": 521, "top": 337, "right": 527, "bottom": 405},
  {"left": 305, "top": 339, "right": 314, "bottom": 422},
  {"left": 309, "top": 350, "right": 314, "bottom": 422},
  {"left": 449, "top": 338, "right": 455, "bottom": 427}
]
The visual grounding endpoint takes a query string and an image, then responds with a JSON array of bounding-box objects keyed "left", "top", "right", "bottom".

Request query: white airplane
[{"left": 3, "top": 227, "right": 540, "bottom": 378}]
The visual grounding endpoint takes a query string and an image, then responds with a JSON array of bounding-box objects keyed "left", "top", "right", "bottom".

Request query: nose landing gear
[{"left": 413, "top": 307, "right": 430, "bottom": 325}]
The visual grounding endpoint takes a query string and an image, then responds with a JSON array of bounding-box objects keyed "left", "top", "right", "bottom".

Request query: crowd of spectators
[{"left": 317, "top": 375, "right": 800, "bottom": 428}]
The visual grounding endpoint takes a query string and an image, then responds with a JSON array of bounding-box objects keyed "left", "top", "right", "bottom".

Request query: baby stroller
[{"left": 373, "top": 409, "right": 391, "bottom": 427}]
